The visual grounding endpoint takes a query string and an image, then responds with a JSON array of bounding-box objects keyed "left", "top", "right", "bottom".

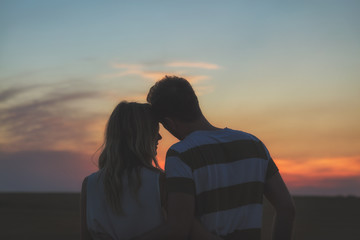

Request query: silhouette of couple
[{"left": 81, "top": 76, "right": 295, "bottom": 240}]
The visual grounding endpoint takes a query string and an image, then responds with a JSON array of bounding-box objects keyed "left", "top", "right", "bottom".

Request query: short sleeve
[
  {"left": 165, "top": 149, "right": 195, "bottom": 195},
  {"left": 266, "top": 158, "right": 279, "bottom": 179},
  {"left": 260, "top": 141, "right": 279, "bottom": 179}
]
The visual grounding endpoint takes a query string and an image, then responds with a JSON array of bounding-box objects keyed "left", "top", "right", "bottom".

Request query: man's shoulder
[
  {"left": 168, "top": 128, "right": 259, "bottom": 154},
  {"left": 216, "top": 128, "right": 261, "bottom": 143}
]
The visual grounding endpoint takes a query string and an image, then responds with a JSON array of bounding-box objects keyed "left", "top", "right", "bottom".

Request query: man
[{"left": 136, "top": 76, "right": 295, "bottom": 240}]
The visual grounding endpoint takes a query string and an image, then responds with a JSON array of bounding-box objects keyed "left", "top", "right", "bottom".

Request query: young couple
[{"left": 81, "top": 76, "right": 295, "bottom": 240}]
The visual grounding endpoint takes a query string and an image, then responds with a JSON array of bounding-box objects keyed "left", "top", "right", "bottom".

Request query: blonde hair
[{"left": 98, "top": 101, "right": 161, "bottom": 215}]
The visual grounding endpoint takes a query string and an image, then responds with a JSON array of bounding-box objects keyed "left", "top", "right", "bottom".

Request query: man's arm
[
  {"left": 264, "top": 172, "right": 296, "bottom": 240},
  {"left": 189, "top": 218, "right": 223, "bottom": 240},
  {"left": 133, "top": 192, "right": 195, "bottom": 240},
  {"left": 133, "top": 192, "right": 222, "bottom": 240}
]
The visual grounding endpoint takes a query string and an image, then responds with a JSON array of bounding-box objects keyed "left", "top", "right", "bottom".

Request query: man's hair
[{"left": 147, "top": 75, "right": 202, "bottom": 122}]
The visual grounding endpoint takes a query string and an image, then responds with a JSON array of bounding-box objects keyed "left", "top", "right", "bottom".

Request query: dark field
[{"left": 0, "top": 193, "right": 359, "bottom": 240}]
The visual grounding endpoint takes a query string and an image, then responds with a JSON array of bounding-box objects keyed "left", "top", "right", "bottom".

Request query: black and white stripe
[{"left": 165, "top": 128, "right": 278, "bottom": 238}]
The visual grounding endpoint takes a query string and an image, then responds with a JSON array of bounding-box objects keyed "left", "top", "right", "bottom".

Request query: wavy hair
[{"left": 98, "top": 101, "right": 161, "bottom": 215}]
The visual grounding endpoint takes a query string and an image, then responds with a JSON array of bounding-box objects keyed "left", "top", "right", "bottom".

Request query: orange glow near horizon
[{"left": 276, "top": 157, "right": 360, "bottom": 188}]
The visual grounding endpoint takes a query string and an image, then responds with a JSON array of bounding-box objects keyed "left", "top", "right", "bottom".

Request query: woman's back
[{"left": 86, "top": 168, "right": 164, "bottom": 239}]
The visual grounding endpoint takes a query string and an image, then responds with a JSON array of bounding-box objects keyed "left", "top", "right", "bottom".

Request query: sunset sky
[{"left": 1, "top": 0, "right": 359, "bottom": 196}]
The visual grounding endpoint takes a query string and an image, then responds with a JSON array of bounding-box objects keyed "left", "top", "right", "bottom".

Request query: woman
[{"left": 81, "top": 101, "right": 164, "bottom": 240}]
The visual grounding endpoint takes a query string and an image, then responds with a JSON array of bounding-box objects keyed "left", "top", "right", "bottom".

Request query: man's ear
[
  {"left": 161, "top": 117, "right": 183, "bottom": 140},
  {"left": 161, "top": 117, "right": 176, "bottom": 132}
]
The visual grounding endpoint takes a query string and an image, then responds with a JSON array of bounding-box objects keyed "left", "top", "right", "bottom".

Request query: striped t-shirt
[{"left": 165, "top": 128, "right": 278, "bottom": 239}]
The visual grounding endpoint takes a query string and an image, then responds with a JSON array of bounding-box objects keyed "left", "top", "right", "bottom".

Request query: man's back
[{"left": 165, "top": 128, "right": 278, "bottom": 239}]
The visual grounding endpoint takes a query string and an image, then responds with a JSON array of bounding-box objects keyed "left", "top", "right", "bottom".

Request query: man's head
[{"left": 147, "top": 75, "right": 203, "bottom": 139}]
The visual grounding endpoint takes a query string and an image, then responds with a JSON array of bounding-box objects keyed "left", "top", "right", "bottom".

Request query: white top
[{"left": 86, "top": 168, "right": 164, "bottom": 240}]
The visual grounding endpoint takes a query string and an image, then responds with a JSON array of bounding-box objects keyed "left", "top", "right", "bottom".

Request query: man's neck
[{"left": 181, "top": 116, "right": 221, "bottom": 137}]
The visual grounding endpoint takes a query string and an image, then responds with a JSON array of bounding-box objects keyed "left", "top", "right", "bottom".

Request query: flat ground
[{"left": 0, "top": 193, "right": 359, "bottom": 240}]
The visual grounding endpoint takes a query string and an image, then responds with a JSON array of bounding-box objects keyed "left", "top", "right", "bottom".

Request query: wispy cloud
[
  {"left": 278, "top": 157, "right": 360, "bottom": 178},
  {"left": 0, "top": 87, "right": 27, "bottom": 102},
  {"left": 277, "top": 156, "right": 360, "bottom": 186},
  {"left": 0, "top": 59, "right": 222, "bottom": 154},
  {"left": 166, "top": 61, "right": 221, "bottom": 70},
  {"left": 0, "top": 84, "right": 107, "bottom": 153},
  {"left": 100, "top": 60, "right": 221, "bottom": 95},
  {"left": 101, "top": 65, "right": 180, "bottom": 82},
  {"left": 0, "top": 84, "right": 43, "bottom": 102}
]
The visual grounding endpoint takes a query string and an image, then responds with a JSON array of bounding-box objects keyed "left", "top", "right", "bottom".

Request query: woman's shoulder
[
  {"left": 141, "top": 166, "right": 163, "bottom": 175},
  {"left": 85, "top": 170, "right": 99, "bottom": 179},
  {"left": 84, "top": 170, "right": 103, "bottom": 186},
  {"left": 140, "top": 167, "right": 164, "bottom": 188}
]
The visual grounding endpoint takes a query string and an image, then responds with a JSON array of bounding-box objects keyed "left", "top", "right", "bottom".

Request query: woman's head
[
  {"left": 97, "top": 101, "right": 162, "bottom": 214},
  {"left": 99, "top": 101, "right": 161, "bottom": 170}
]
